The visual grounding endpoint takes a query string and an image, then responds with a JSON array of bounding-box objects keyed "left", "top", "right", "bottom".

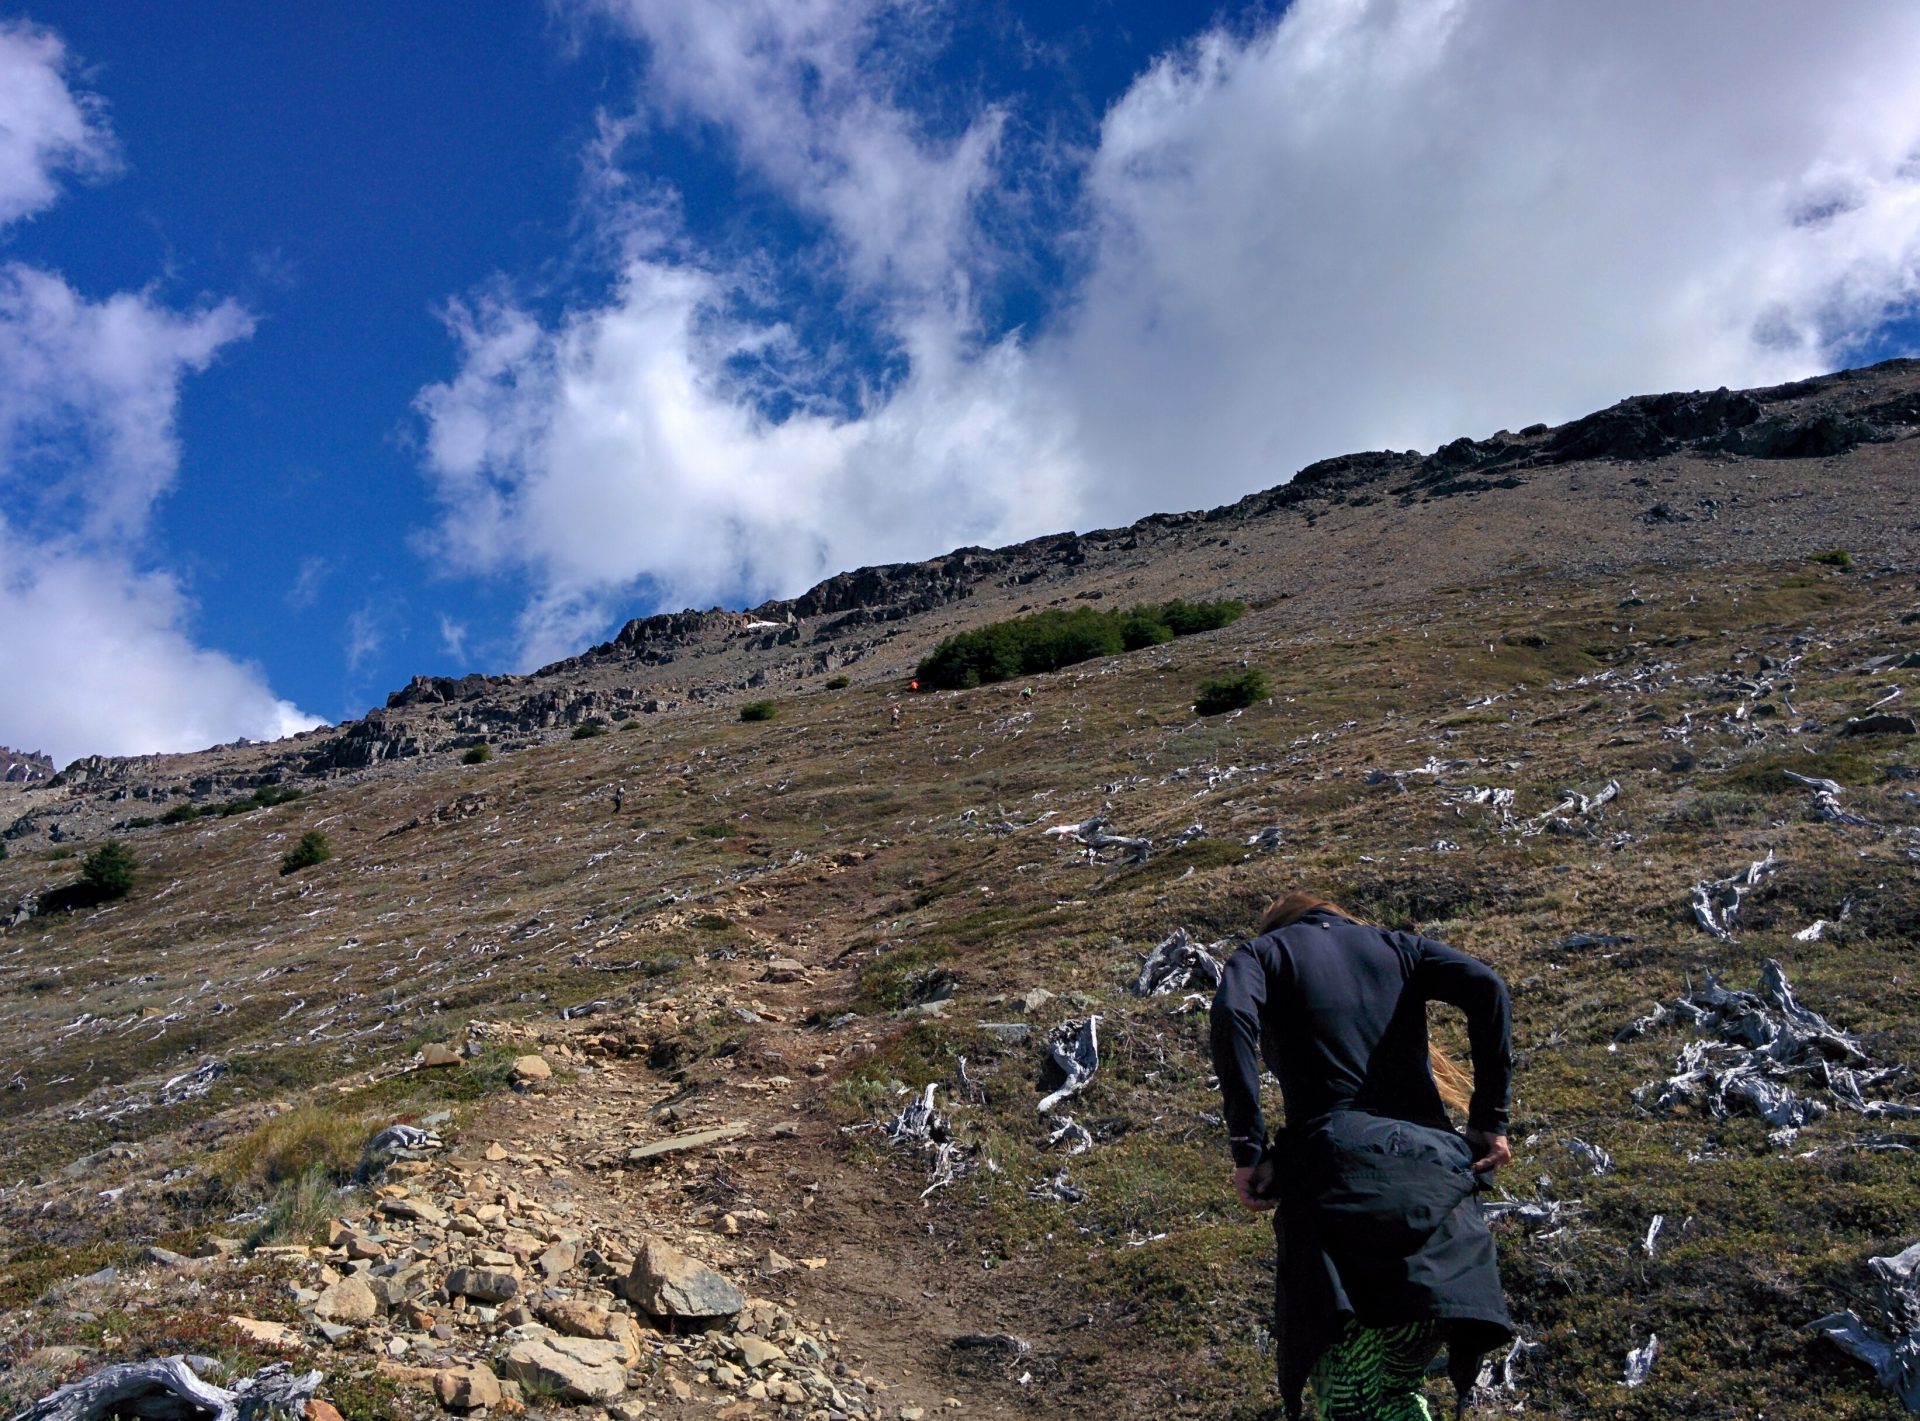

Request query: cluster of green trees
[{"left": 916, "top": 598, "right": 1245, "bottom": 690}]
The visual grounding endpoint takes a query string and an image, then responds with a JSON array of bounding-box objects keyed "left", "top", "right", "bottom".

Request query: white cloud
[
  {"left": 0, "top": 19, "right": 116, "bottom": 226},
  {"left": 286, "top": 555, "right": 330, "bottom": 612},
  {"left": 0, "top": 263, "right": 253, "bottom": 541},
  {"left": 581, "top": 0, "right": 1003, "bottom": 302},
  {"left": 417, "top": 259, "right": 1081, "bottom": 668},
  {"left": 438, "top": 613, "right": 468, "bottom": 660},
  {"left": 424, "top": 1, "right": 1920, "bottom": 663},
  {"left": 0, "top": 527, "right": 320, "bottom": 763},
  {"left": 343, "top": 602, "right": 386, "bottom": 675},
  {"left": 0, "top": 22, "right": 322, "bottom": 764},
  {"left": 1051, "top": 0, "right": 1920, "bottom": 507}
]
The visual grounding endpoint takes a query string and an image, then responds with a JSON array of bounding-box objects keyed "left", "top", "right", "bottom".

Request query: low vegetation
[
  {"left": 740, "top": 699, "right": 778, "bottom": 722},
  {"left": 80, "top": 840, "right": 138, "bottom": 899},
  {"left": 461, "top": 742, "right": 492, "bottom": 764},
  {"left": 1194, "top": 668, "right": 1270, "bottom": 715},
  {"left": 916, "top": 597, "right": 1245, "bottom": 689},
  {"left": 279, "top": 830, "right": 332, "bottom": 875},
  {"left": 157, "top": 784, "right": 305, "bottom": 826},
  {"left": 571, "top": 720, "right": 608, "bottom": 739}
]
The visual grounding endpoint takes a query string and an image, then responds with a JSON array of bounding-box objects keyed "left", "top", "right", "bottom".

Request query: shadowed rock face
[{"left": 1, "top": 747, "right": 54, "bottom": 783}]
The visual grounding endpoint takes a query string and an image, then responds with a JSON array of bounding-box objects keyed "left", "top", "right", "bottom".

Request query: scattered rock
[
  {"left": 435, "top": 1364, "right": 502, "bottom": 1411},
  {"left": 229, "top": 1316, "right": 303, "bottom": 1349},
  {"left": 730, "top": 1335, "right": 784, "bottom": 1371},
  {"left": 312, "top": 1276, "right": 379, "bottom": 1324},
  {"left": 510, "top": 1054, "right": 553, "bottom": 1084},
  {"left": 502, "top": 1334, "right": 628, "bottom": 1404},
  {"left": 419, "top": 1043, "right": 463, "bottom": 1068},
  {"left": 1840, "top": 713, "right": 1917, "bottom": 738},
  {"left": 621, "top": 1236, "right": 745, "bottom": 1320},
  {"left": 624, "top": 1122, "right": 749, "bottom": 1164},
  {"left": 445, "top": 1266, "right": 520, "bottom": 1304}
]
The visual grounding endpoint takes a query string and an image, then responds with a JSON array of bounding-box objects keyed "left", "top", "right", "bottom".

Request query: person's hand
[
  {"left": 1465, "top": 1128, "right": 1511, "bottom": 1174},
  {"left": 1232, "top": 1160, "right": 1277, "bottom": 1211}
]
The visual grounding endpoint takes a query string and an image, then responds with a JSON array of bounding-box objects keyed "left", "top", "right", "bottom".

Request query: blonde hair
[{"left": 1257, "top": 891, "right": 1473, "bottom": 1118}]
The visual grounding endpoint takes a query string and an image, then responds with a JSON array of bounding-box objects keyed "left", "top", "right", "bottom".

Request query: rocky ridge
[{"left": 7, "top": 358, "right": 1917, "bottom": 850}]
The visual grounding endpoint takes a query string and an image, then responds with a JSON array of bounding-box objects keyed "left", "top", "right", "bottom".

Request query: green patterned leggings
[{"left": 1309, "top": 1317, "right": 1443, "bottom": 1420}]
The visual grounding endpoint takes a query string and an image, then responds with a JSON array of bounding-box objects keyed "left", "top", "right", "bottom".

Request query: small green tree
[
  {"left": 740, "top": 699, "right": 778, "bottom": 722},
  {"left": 462, "top": 743, "right": 492, "bottom": 764},
  {"left": 824, "top": 674, "right": 851, "bottom": 690},
  {"left": 82, "top": 839, "right": 138, "bottom": 898},
  {"left": 1195, "top": 670, "right": 1270, "bottom": 716},
  {"left": 571, "top": 721, "right": 608, "bottom": 740},
  {"left": 281, "top": 831, "right": 332, "bottom": 876}
]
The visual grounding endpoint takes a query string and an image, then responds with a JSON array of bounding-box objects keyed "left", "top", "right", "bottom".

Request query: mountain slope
[{"left": 2, "top": 361, "right": 1919, "bottom": 1419}]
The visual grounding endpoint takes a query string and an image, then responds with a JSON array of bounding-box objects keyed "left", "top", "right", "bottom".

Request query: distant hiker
[
  {"left": 1020, "top": 685, "right": 1035, "bottom": 700},
  {"left": 1210, "top": 892, "right": 1513, "bottom": 1421},
  {"left": 610, "top": 784, "right": 624, "bottom": 814},
  {"left": 909, "top": 679, "right": 920, "bottom": 693},
  {"left": 890, "top": 705, "right": 902, "bottom": 729}
]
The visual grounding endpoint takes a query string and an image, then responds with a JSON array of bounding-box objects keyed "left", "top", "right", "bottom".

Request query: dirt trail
[{"left": 464, "top": 922, "right": 1055, "bottom": 1420}]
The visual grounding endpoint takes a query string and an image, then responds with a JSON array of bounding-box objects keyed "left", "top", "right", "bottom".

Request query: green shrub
[
  {"left": 461, "top": 743, "right": 492, "bottom": 764},
  {"left": 81, "top": 840, "right": 137, "bottom": 898},
  {"left": 157, "top": 785, "right": 304, "bottom": 825},
  {"left": 122, "top": 815, "right": 156, "bottom": 829},
  {"left": 1808, "top": 548, "right": 1853, "bottom": 568},
  {"left": 1194, "top": 669, "right": 1270, "bottom": 716},
  {"left": 571, "top": 720, "right": 608, "bottom": 739},
  {"left": 740, "top": 699, "right": 778, "bottom": 722},
  {"left": 825, "top": 674, "right": 852, "bottom": 690},
  {"left": 0, "top": 839, "right": 7, "bottom": 861},
  {"left": 280, "top": 830, "right": 332, "bottom": 875},
  {"left": 917, "top": 598, "right": 1245, "bottom": 689}
]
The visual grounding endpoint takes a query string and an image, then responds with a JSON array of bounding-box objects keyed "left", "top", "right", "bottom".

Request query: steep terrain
[{"left": 3, "top": 360, "right": 1920, "bottom": 1419}]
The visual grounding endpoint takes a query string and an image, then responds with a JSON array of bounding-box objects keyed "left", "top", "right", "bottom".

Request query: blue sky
[{"left": 2, "top": 1, "right": 1918, "bottom": 764}]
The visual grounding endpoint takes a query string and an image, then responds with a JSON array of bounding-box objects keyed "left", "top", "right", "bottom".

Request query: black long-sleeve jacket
[{"left": 1209, "top": 910, "right": 1511, "bottom": 1167}]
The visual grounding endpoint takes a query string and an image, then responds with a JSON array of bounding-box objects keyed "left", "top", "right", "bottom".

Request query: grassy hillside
[{"left": 2, "top": 552, "right": 1917, "bottom": 1419}]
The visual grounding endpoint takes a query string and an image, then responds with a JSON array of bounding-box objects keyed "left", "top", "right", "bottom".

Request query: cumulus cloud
[
  {"left": 417, "top": 260, "right": 1081, "bottom": 667},
  {"left": 422, "top": 0, "right": 1920, "bottom": 664},
  {"left": 1055, "top": 0, "right": 1920, "bottom": 504},
  {"left": 0, "top": 528, "right": 318, "bottom": 762},
  {"left": 0, "top": 21, "right": 321, "bottom": 764}
]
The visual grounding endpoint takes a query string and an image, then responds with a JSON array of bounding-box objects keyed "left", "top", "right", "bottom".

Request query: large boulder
[
  {"left": 620, "top": 1237, "right": 744, "bottom": 1321},
  {"left": 502, "top": 1334, "right": 627, "bottom": 1403}
]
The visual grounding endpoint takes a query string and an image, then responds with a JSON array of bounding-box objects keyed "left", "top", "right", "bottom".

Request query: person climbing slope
[{"left": 1209, "top": 892, "right": 1515, "bottom": 1420}]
